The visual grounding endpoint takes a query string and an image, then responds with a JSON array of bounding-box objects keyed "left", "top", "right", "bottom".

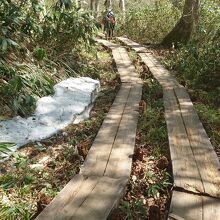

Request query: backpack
[
  {"left": 109, "top": 15, "right": 115, "bottom": 24},
  {"left": 107, "top": 12, "right": 115, "bottom": 24}
]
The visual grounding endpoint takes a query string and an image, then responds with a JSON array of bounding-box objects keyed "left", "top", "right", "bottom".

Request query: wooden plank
[
  {"left": 97, "top": 38, "right": 140, "bottom": 83},
  {"left": 96, "top": 38, "right": 119, "bottom": 50},
  {"left": 117, "top": 37, "right": 179, "bottom": 88},
  {"left": 138, "top": 53, "right": 179, "bottom": 89},
  {"left": 169, "top": 191, "right": 220, "bottom": 220},
  {"left": 117, "top": 37, "right": 147, "bottom": 53},
  {"left": 36, "top": 175, "right": 102, "bottom": 220},
  {"left": 70, "top": 176, "right": 127, "bottom": 220},
  {"left": 35, "top": 174, "right": 85, "bottom": 220},
  {"left": 37, "top": 40, "right": 143, "bottom": 220},
  {"left": 203, "top": 196, "right": 220, "bottom": 220},
  {"left": 105, "top": 83, "right": 142, "bottom": 178},
  {"left": 174, "top": 87, "right": 220, "bottom": 198},
  {"left": 116, "top": 47, "right": 139, "bottom": 83},
  {"left": 169, "top": 190, "right": 203, "bottom": 220},
  {"left": 163, "top": 89, "right": 203, "bottom": 193},
  {"left": 81, "top": 84, "right": 131, "bottom": 177}
]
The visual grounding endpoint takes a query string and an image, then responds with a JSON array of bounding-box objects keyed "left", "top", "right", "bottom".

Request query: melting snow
[{"left": 0, "top": 77, "right": 100, "bottom": 159}]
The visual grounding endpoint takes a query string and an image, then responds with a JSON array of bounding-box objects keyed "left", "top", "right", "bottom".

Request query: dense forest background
[{"left": 0, "top": 0, "right": 219, "bottom": 117}]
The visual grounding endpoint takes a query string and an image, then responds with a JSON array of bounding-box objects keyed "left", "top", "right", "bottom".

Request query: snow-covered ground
[{"left": 0, "top": 77, "right": 100, "bottom": 159}]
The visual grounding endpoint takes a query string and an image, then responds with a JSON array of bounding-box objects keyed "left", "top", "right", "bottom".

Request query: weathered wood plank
[
  {"left": 117, "top": 37, "right": 147, "bottom": 53},
  {"left": 70, "top": 176, "right": 127, "bottom": 220},
  {"left": 35, "top": 174, "right": 85, "bottom": 220},
  {"left": 81, "top": 84, "right": 131, "bottom": 177},
  {"left": 138, "top": 53, "right": 179, "bottom": 89},
  {"left": 203, "top": 196, "right": 220, "bottom": 220},
  {"left": 174, "top": 87, "right": 220, "bottom": 198},
  {"left": 117, "top": 37, "right": 179, "bottom": 88},
  {"left": 97, "top": 38, "right": 140, "bottom": 83},
  {"left": 105, "top": 83, "right": 142, "bottom": 178},
  {"left": 96, "top": 38, "right": 119, "bottom": 50},
  {"left": 169, "top": 190, "right": 203, "bottom": 220},
  {"left": 116, "top": 47, "right": 139, "bottom": 83},
  {"left": 163, "top": 89, "right": 203, "bottom": 193},
  {"left": 169, "top": 190, "right": 220, "bottom": 220}
]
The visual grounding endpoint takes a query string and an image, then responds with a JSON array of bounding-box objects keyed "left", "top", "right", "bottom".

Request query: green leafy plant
[
  {"left": 0, "top": 142, "right": 14, "bottom": 159},
  {"left": 33, "top": 47, "right": 46, "bottom": 61},
  {"left": 147, "top": 172, "right": 172, "bottom": 197}
]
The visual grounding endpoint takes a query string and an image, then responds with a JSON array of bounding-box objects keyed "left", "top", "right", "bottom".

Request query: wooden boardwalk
[
  {"left": 35, "top": 39, "right": 142, "bottom": 220},
  {"left": 118, "top": 37, "right": 220, "bottom": 220}
]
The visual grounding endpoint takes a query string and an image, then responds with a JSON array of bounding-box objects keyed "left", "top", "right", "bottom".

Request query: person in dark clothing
[{"left": 103, "top": 9, "right": 116, "bottom": 40}]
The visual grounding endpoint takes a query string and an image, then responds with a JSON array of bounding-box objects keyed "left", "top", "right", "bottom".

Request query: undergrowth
[
  {"left": 0, "top": 46, "right": 119, "bottom": 220},
  {"left": 0, "top": 0, "right": 97, "bottom": 117},
  {"left": 116, "top": 2, "right": 180, "bottom": 44}
]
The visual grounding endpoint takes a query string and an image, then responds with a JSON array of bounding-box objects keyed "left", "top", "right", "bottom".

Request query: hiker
[{"left": 103, "top": 9, "right": 116, "bottom": 40}]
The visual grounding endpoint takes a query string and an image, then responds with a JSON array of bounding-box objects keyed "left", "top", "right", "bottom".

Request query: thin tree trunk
[
  {"left": 119, "top": 0, "right": 126, "bottom": 22},
  {"left": 193, "top": 0, "right": 200, "bottom": 33},
  {"left": 161, "top": 0, "right": 197, "bottom": 47},
  {"left": 104, "top": 0, "right": 112, "bottom": 9},
  {"left": 90, "top": 0, "right": 94, "bottom": 11},
  {"left": 78, "top": 0, "right": 82, "bottom": 9},
  {"left": 95, "top": 0, "right": 100, "bottom": 18}
]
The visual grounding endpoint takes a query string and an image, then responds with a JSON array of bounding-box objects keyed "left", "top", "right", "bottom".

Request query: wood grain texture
[
  {"left": 117, "top": 37, "right": 220, "bottom": 218},
  {"left": 81, "top": 83, "right": 131, "bottom": 177},
  {"left": 174, "top": 86, "right": 220, "bottom": 197},
  {"left": 169, "top": 190, "right": 203, "bottom": 220},
  {"left": 70, "top": 176, "right": 127, "bottom": 220},
  {"left": 169, "top": 190, "right": 220, "bottom": 220},
  {"left": 203, "top": 196, "right": 220, "bottom": 220},
  {"left": 35, "top": 174, "right": 85, "bottom": 220},
  {"left": 163, "top": 89, "right": 203, "bottom": 193},
  {"left": 105, "top": 83, "right": 142, "bottom": 178}
]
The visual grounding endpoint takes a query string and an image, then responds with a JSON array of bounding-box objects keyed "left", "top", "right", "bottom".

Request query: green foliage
[
  {"left": 195, "top": 103, "right": 220, "bottom": 149},
  {"left": 0, "top": 0, "right": 97, "bottom": 116},
  {"left": 119, "top": 200, "right": 146, "bottom": 220},
  {"left": 146, "top": 172, "right": 171, "bottom": 197},
  {"left": 0, "top": 195, "right": 33, "bottom": 220},
  {"left": 116, "top": 3, "right": 180, "bottom": 44},
  {"left": 0, "top": 63, "right": 54, "bottom": 116},
  {"left": 33, "top": 47, "right": 46, "bottom": 61},
  {"left": 0, "top": 143, "right": 14, "bottom": 159},
  {"left": 139, "top": 81, "right": 168, "bottom": 157},
  {"left": 164, "top": 0, "right": 220, "bottom": 104}
]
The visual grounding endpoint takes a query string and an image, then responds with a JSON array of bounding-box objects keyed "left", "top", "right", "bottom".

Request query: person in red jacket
[{"left": 103, "top": 9, "right": 116, "bottom": 40}]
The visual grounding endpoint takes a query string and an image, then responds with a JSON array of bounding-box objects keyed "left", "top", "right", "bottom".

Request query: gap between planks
[{"left": 117, "top": 37, "right": 220, "bottom": 219}]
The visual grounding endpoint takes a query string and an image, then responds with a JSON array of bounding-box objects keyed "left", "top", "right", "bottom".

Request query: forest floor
[
  {"left": 0, "top": 41, "right": 219, "bottom": 220},
  {"left": 0, "top": 46, "right": 121, "bottom": 219}
]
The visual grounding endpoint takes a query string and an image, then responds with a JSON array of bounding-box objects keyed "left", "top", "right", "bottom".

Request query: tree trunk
[
  {"left": 78, "top": 0, "right": 82, "bottom": 9},
  {"left": 104, "top": 0, "right": 112, "bottom": 9},
  {"left": 119, "top": 0, "right": 126, "bottom": 22},
  {"left": 90, "top": 0, "right": 94, "bottom": 10},
  {"left": 95, "top": 0, "right": 100, "bottom": 17},
  {"left": 193, "top": 0, "right": 200, "bottom": 32},
  {"left": 161, "top": 0, "right": 197, "bottom": 47}
]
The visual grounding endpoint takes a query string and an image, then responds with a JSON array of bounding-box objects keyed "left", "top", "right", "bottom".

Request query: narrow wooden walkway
[
  {"left": 118, "top": 37, "right": 220, "bottom": 220},
  {"left": 35, "top": 39, "right": 142, "bottom": 220}
]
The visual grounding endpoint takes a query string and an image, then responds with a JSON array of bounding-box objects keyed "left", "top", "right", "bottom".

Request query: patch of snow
[{"left": 0, "top": 77, "right": 100, "bottom": 160}]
